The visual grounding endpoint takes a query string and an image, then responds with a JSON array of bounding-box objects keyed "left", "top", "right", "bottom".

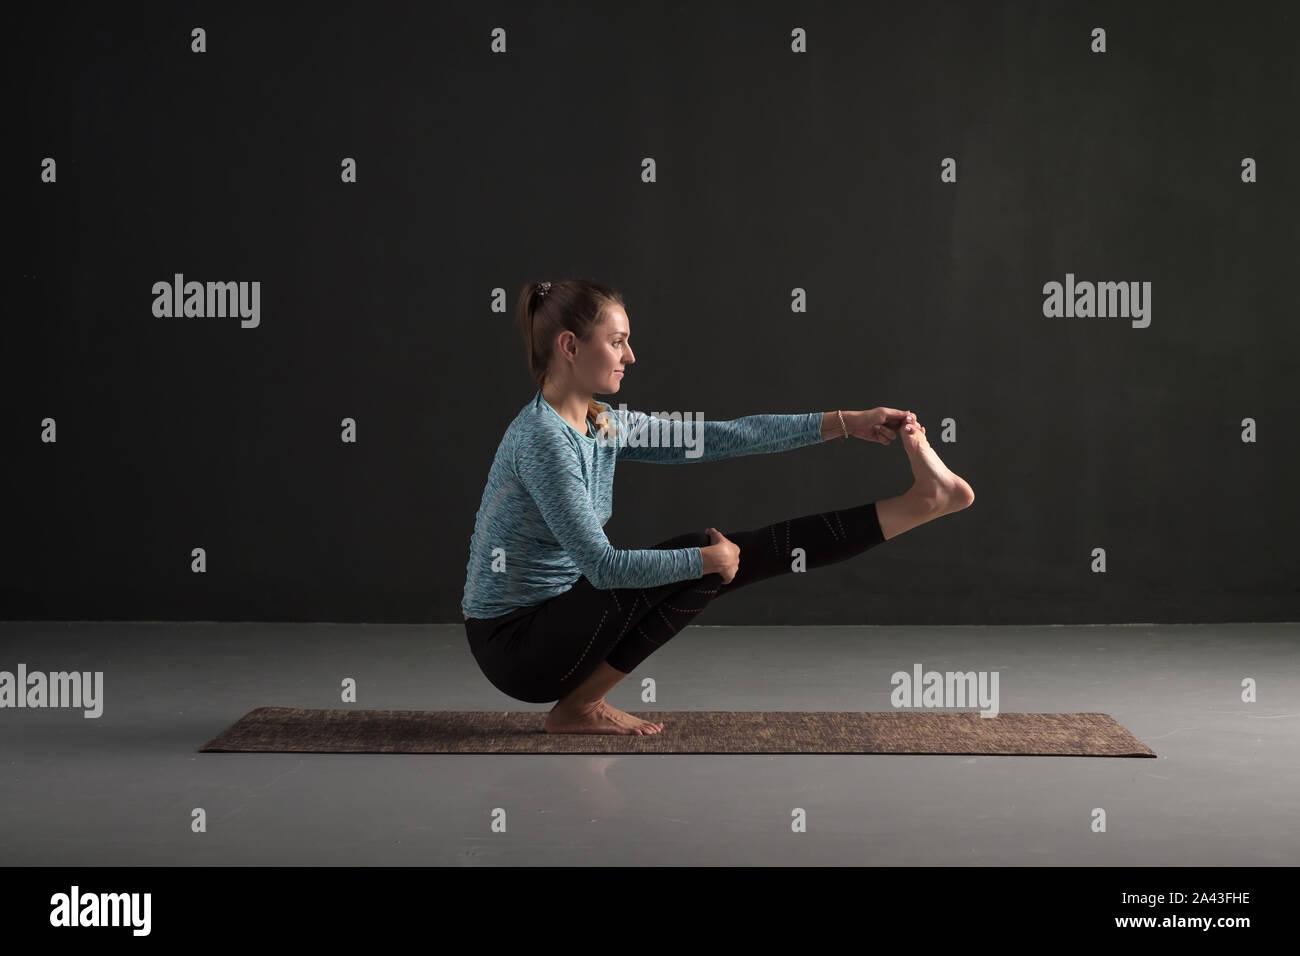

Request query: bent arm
[{"left": 514, "top": 432, "right": 702, "bottom": 588}]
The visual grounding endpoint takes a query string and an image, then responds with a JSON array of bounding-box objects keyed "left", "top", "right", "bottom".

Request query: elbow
[
  {"left": 584, "top": 548, "right": 619, "bottom": 590},
  {"left": 586, "top": 564, "right": 614, "bottom": 590}
]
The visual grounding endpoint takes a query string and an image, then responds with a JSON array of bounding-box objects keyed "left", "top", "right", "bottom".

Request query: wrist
[{"left": 820, "top": 410, "right": 850, "bottom": 441}]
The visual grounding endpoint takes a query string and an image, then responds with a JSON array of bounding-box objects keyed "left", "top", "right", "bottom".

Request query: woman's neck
[{"left": 541, "top": 383, "right": 592, "bottom": 434}]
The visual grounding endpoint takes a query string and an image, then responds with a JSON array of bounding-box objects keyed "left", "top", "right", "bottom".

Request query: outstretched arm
[
  {"left": 612, "top": 408, "right": 828, "bottom": 463},
  {"left": 612, "top": 407, "right": 913, "bottom": 463}
]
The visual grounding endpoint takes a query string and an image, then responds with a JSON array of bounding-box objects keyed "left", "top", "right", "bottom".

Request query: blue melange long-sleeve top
[{"left": 461, "top": 389, "right": 824, "bottom": 619}]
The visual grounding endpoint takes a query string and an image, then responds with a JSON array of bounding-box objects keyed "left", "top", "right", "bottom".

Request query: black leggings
[{"left": 463, "top": 500, "right": 886, "bottom": 704}]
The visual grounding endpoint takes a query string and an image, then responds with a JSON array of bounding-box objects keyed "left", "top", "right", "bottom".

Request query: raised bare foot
[
  {"left": 900, "top": 420, "right": 974, "bottom": 515},
  {"left": 544, "top": 699, "right": 664, "bottom": 735}
]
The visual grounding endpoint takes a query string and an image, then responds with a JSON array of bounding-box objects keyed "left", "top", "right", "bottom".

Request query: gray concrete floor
[{"left": 1, "top": 621, "right": 1296, "bottom": 865}]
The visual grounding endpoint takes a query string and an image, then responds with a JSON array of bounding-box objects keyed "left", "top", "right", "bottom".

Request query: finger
[{"left": 884, "top": 413, "right": 912, "bottom": 430}]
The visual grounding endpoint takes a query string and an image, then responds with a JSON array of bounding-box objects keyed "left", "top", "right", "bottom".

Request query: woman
[{"left": 462, "top": 278, "right": 974, "bottom": 735}]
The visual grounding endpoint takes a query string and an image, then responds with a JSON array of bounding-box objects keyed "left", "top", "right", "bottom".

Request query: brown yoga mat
[{"left": 199, "top": 706, "right": 1156, "bottom": 756}]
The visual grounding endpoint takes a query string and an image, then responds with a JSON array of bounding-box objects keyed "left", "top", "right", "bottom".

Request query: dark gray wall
[{"left": 8, "top": 0, "right": 1298, "bottom": 624}]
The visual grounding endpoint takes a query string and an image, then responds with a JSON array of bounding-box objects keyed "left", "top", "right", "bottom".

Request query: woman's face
[{"left": 579, "top": 306, "right": 635, "bottom": 394}]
